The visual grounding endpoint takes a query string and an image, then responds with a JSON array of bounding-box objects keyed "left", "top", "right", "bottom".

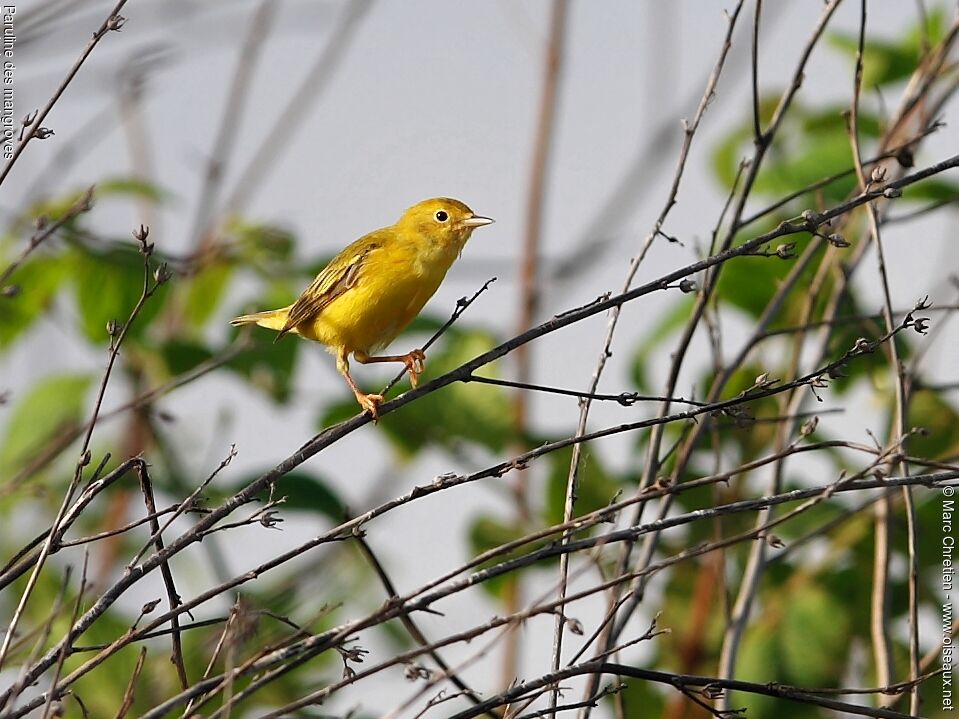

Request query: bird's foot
[
  {"left": 354, "top": 391, "right": 384, "bottom": 420},
  {"left": 405, "top": 349, "right": 426, "bottom": 388}
]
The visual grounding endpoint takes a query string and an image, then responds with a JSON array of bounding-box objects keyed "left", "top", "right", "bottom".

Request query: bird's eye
[{"left": 434, "top": 210, "right": 449, "bottom": 222}]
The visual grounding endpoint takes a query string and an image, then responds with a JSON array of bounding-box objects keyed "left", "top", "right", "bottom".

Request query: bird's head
[{"left": 397, "top": 198, "right": 494, "bottom": 251}]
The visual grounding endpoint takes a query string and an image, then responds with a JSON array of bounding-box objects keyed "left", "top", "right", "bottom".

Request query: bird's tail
[{"left": 229, "top": 308, "right": 290, "bottom": 332}]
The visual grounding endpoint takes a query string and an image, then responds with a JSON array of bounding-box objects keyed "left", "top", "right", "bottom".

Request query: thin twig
[
  {"left": 750, "top": 0, "right": 764, "bottom": 143},
  {"left": 447, "top": 663, "right": 924, "bottom": 718},
  {"left": 0, "top": 458, "right": 138, "bottom": 589},
  {"left": 553, "top": 6, "right": 748, "bottom": 710},
  {"left": 5, "top": 152, "right": 959, "bottom": 714},
  {"left": 134, "top": 460, "right": 189, "bottom": 689},
  {"left": 129, "top": 471, "right": 954, "bottom": 719},
  {"left": 0, "top": 186, "right": 94, "bottom": 290},
  {"left": 353, "top": 534, "right": 495, "bottom": 718},
  {"left": 186, "top": 1, "right": 277, "bottom": 250},
  {"left": 112, "top": 647, "right": 147, "bottom": 719},
  {"left": 0, "top": 228, "right": 164, "bottom": 680},
  {"left": 38, "top": 552, "right": 87, "bottom": 719},
  {"left": 465, "top": 375, "right": 708, "bottom": 407},
  {"left": 222, "top": 0, "right": 373, "bottom": 213},
  {"left": 520, "top": 4, "right": 569, "bottom": 696},
  {"left": 849, "top": 2, "right": 921, "bottom": 707},
  {"left": 3, "top": 337, "right": 249, "bottom": 497},
  {"left": 381, "top": 276, "right": 497, "bottom": 395},
  {"left": 582, "top": 4, "right": 845, "bottom": 707},
  {"left": 0, "top": 1, "right": 129, "bottom": 187}
]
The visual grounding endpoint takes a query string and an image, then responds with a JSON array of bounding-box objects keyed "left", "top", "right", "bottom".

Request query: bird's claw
[
  {"left": 355, "top": 392, "right": 384, "bottom": 420},
  {"left": 405, "top": 349, "right": 426, "bottom": 388}
]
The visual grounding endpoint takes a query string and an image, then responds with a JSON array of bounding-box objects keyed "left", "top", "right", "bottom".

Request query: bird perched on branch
[{"left": 231, "top": 198, "right": 494, "bottom": 419}]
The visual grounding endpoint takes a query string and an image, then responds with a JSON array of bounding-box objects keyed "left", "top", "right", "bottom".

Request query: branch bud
[
  {"left": 153, "top": 263, "right": 171, "bottom": 285},
  {"left": 78, "top": 186, "right": 96, "bottom": 212},
  {"left": 702, "top": 684, "right": 725, "bottom": 700},
  {"left": 775, "top": 242, "right": 796, "bottom": 259},
  {"left": 800, "top": 416, "right": 819, "bottom": 437},
  {"left": 134, "top": 225, "right": 153, "bottom": 255},
  {"left": 566, "top": 616, "right": 584, "bottom": 635}
]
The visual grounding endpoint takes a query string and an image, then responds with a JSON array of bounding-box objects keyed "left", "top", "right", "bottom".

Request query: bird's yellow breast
[{"left": 297, "top": 239, "right": 457, "bottom": 355}]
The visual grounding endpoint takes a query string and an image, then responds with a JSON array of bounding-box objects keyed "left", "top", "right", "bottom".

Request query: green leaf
[
  {"left": 19, "top": 188, "right": 92, "bottom": 234},
  {"left": 225, "top": 333, "right": 299, "bottom": 404},
  {"left": 752, "top": 128, "right": 859, "bottom": 204},
  {"left": 375, "top": 329, "right": 513, "bottom": 456},
  {"left": 715, "top": 234, "right": 816, "bottom": 322},
  {"left": 828, "top": 32, "right": 921, "bottom": 89},
  {"left": 226, "top": 287, "right": 303, "bottom": 403},
  {"left": 97, "top": 176, "right": 169, "bottom": 204},
  {"left": 229, "top": 218, "right": 296, "bottom": 268},
  {"left": 0, "top": 253, "right": 68, "bottom": 349},
  {"left": 907, "top": 390, "right": 959, "bottom": 460},
  {"left": 544, "top": 444, "right": 620, "bottom": 526},
  {"left": 780, "top": 585, "right": 849, "bottom": 685},
  {"left": 630, "top": 296, "right": 695, "bottom": 391},
  {"left": 183, "top": 262, "right": 234, "bottom": 329},
  {"left": 714, "top": 102, "right": 879, "bottom": 207},
  {"left": 159, "top": 339, "right": 215, "bottom": 377},
  {"left": 404, "top": 312, "right": 451, "bottom": 336},
  {"left": 801, "top": 106, "right": 881, "bottom": 138},
  {"left": 468, "top": 515, "right": 526, "bottom": 556},
  {"left": 70, "top": 246, "right": 168, "bottom": 344},
  {"left": 734, "top": 620, "right": 784, "bottom": 717},
  {"left": 711, "top": 122, "right": 753, "bottom": 190},
  {"left": 226, "top": 470, "right": 344, "bottom": 521},
  {"left": 319, "top": 397, "right": 363, "bottom": 426},
  {"left": 276, "top": 471, "right": 345, "bottom": 519},
  {"left": 900, "top": 178, "right": 959, "bottom": 203},
  {"left": 828, "top": 9, "right": 949, "bottom": 95},
  {"left": 773, "top": 483, "right": 845, "bottom": 541},
  {"left": 467, "top": 515, "right": 536, "bottom": 598},
  {"left": 619, "top": 678, "right": 665, "bottom": 717},
  {"left": 0, "top": 373, "right": 91, "bottom": 473},
  {"left": 713, "top": 94, "right": 789, "bottom": 188}
]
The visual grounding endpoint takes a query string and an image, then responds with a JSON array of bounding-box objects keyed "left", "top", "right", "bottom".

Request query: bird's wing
[{"left": 277, "top": 241, "right": 379, "bottom": 339}]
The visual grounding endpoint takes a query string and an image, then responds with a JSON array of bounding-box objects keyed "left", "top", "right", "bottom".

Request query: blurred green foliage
[{"left": 0, "top": 8, "right": 957, "bottom": 718}]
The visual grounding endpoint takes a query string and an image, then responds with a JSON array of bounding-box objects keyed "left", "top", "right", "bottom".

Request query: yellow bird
[{"left": 230, "top": 198, "right": 493, "bottom": 418}]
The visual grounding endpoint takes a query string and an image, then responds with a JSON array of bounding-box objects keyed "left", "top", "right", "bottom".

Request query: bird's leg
[
  {"left": 337, "top": 350, "right": 383, "bottom": 419},
  {"left": 354, "top": 349, "right": 426, "bottom": 388}
]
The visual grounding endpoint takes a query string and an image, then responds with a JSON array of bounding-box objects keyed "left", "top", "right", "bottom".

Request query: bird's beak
[{"left": 460, "top": 215, "right": 494, "bottom": 229}]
